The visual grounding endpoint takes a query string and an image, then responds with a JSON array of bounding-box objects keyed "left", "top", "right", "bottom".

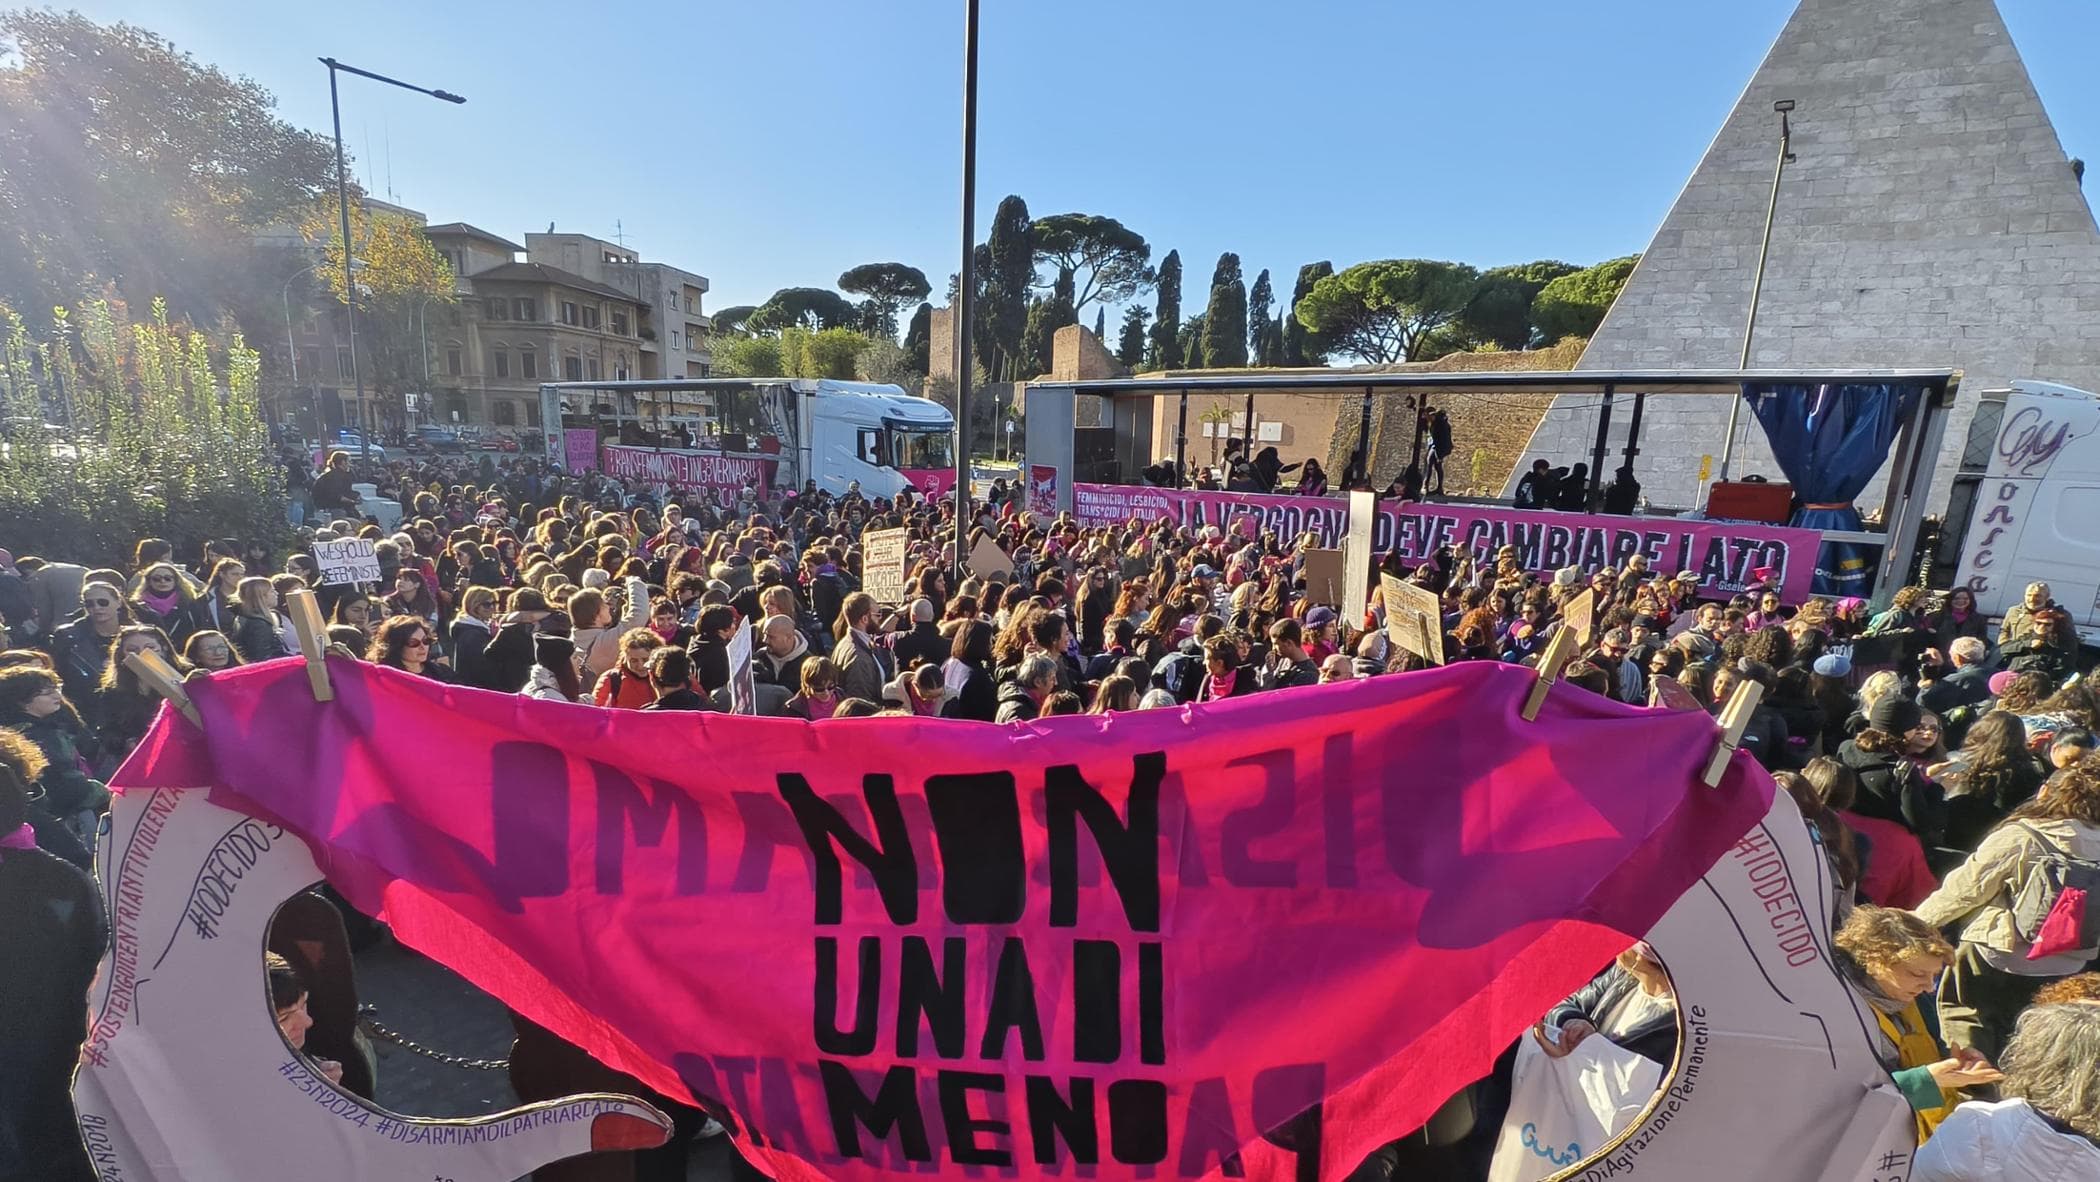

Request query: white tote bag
[{"left": 1487, "top": 1031, "right": 1664, "bottom": 1182}]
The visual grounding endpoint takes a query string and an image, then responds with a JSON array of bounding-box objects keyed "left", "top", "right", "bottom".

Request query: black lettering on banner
[
  {"left": 924, "top": 771, "right": 1025, "bottom": 923},
  {"left": 1542, "top": 526, "right": 1570, "bottom": 569},
  {"left": 593, "top": 762, "right": 706, "bottom": 894},
  {"left": 487, "top": 742, "right": 573, "bottom": 899},
  {"left": 714, "top": 1057, "right": 767, "bottom": 1149},
  {"left": 819, "top": 1060, "right": 931, "bottom": 1161},
  {"left": 1072, "top": 940, "right": 1121, "bottom": 1064},
  {"left": 1140, "top": 941, "right": 1165, "bottom": 1066},
  {"left": 813, "top": 936, "right": 881, "bottom": 1056},
  {"left": 1321, "top": 732, "right": 1359, "bottom": 888},
  {"left": 937, "top": 1070, "right": 1013, "bottom": 1166},
  {"left": 1106, "top": 1079, "right": 1170, "bottom": 1165},
  {"left": 1579, "top": 528, "right": 1608, "bottom": 571},
  {"left": 1178, "top": 1078, "right": 1245, "bottom": 1177},
  {"left": 779, "top": 773, "right": 919, "bottom": 924},
  {"left": 1609, "top": 530, "right": 1639, "bottom": 567},
  {"left": 1255, "top": 1064, "right": 1328, "bottom": 1182},
  {"left": 1047, "top": 752, "right": 1164, "bottom": 931},
  {"left": 1025, "top": 1074, "right": 1097, "bottom": 1165},
  {"left": 896, "top": 936, "right": 967, "bottom": 1059},
  {"left": 729, "top": 791, "right": 810, "bottom": 893},
  {"left": 980, "top": 937, "right": 1046, "bottom": 1061},
  {"left": 670, "top": 1053, "right": 746, "bottom": 1142},
  {"left": 1220, "top": 748, "right": 1296, "bottom": 887}
]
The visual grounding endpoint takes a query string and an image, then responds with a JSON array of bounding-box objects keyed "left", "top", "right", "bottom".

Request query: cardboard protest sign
[
  {"left": 115, "top": 659, "right": 1783, "bottom": 1182},
  {"left": 311, "top": 538, "right": 380, "bottom": 586},
  {"left": 1302, "top": 548, "right": 1345, "bottom": 606},
  {"left": 1563, "top": 589, "right": 1597, "bottom": 647},
  {"left": 1343, "top": 491, "right": 1376, "bottom": 626},
  {"left": 860, "top": 527, "right": 909, "bottom": 604},
  {"left": 726, "top": 621, "right": 756, "bottom": 715},
  {"left": 74, "top": 786, "right": 673, "bottom": 1182},
  {"left": 1381, "top": 572, "right": 1444, "bottom": 665},
  {"left": 967, "top": 533, "right": 1015, "bottom": 578}
]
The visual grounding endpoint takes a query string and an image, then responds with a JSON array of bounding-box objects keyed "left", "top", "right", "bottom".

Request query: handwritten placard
[
  {"left": 861, "top": 528, "right": 910, "bottom": 605},
  {"left": 311, "top": 539, "right": 380, "bottom": 587}
]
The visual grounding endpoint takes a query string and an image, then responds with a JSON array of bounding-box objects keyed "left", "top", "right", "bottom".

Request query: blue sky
[{"left": 54, "top": 0, "right": 2100, "bottom": 323}]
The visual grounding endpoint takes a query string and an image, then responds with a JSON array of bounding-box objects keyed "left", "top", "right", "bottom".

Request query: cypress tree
[
  {"left": 1281, "top": 260, "right": 1334, "bottom": 366},
  {"left": 1149, "top": 249, "right": 1182, "bottom": 369},
  {"left": 1116, "top": 305, "right": 1150, "bottom": 367},
  {"left": 1247, "top": 268, "right": 1273, "bottom": 361},
  {"left": 1201, "top": 252, "right": 1248, "bottom": 368}
]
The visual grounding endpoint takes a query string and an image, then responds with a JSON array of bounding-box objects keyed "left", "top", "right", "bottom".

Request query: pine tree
[
  {"left": 1116, "top": 305, "right": 1150, "bottom": 367},
  {"left": 1148, "top": 249, "right": 1182, "bottom": 369},
  {"left": 1247, "top": 268, "right": 1273, "bottom": 361},
  {"left": 1201, "top": 252, "right": 1248, "bottom": 368}
]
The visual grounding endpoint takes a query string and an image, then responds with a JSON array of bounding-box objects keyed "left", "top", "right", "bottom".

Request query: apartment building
[
  {"left": 423, "top": 224, "right": 647, "bottom": 430},
  {"left": 524, "top": 233, "right": 712, "bottom": 379}
]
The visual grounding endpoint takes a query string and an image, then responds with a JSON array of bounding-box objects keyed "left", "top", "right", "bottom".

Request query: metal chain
[{"left": 357, "top": 1005, "right": 510, "bottom": 1072}]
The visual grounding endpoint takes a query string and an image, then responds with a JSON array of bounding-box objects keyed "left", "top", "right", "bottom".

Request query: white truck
[
  {"left": 538, "top": 378, "right": 956, "bottom": 501},
  {"left": 1945, "top": 380, "right": 2100, "bottom": 642}
]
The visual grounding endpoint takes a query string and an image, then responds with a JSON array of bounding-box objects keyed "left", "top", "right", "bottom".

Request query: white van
[{"left": 1948, "top": 381, "right": 2100, "bottom": 642}]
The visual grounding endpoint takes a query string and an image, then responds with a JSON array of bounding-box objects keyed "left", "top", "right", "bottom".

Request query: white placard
[
  {"left": 726, "top": 621, "right": 755, "bottom": 715},
  {"left": 860, "top": 528, "right": 909, "bottom": 605},
  {"left": 311, "top": 539, "right": 380, "bottom": 586}
]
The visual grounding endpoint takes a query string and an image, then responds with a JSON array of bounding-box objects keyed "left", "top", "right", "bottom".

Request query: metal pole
[
  {"left": 951, "top": 0, "right": 979, "bottom": 585},
  {"left": 419, "top": 299, "right": 430, "bottom": 428},
  {"left": 1588, "top": 384, "right": 1615, "bottom": 511},
  {"left": 326, "top": 63, "right": 368, "bottom": 465},
  {"left": 282, "top": 278, "right": 300, "bottom": 432},
  {"left": 1719, "top": 103, "right": 1794, "bottom": 483},
  {"left": 1172, "top": 390, "right": 1189, "bottom": 488}
]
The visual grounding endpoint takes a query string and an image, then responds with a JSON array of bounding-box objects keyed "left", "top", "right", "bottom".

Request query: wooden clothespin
[
  {"left": 285, "top": 588, "right": 334, "bottom": 702},
  {"left": 1702, "top": 679, "right": 1765, "bottom": 787},
  {"left": 1520, "top": 623, "right": 1581, "bottom": 722},
  {"left": 124, "top": 650, "right": 202, "bottom": 728}
]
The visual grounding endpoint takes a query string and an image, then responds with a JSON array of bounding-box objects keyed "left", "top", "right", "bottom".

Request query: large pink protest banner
[
  {"left": 1072, "top": 483, "right": 1821, "bottom": 600},
  {"left": 600, "top": 444, "right": 770, "bottom": 501},
  {"left": 116, "top": 659, "right": 1770, "bottom": 1182}
]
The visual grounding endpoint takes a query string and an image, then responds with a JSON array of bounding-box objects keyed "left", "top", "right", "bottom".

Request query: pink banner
[
  {"left": 899, "top": 468, "right": 956, "bottom": 499},
  {"left": 1072, "top": 483, "right": 1822, "bottom": 600},
  {"left": 600, "top": 444, "right": 770, "bottom": 501},
  {"left": 115, "top": 660, "right": 1769, "bottom": 1182},
  {"left": 563, "top": 428, "right": 599, "bottom": 475}
]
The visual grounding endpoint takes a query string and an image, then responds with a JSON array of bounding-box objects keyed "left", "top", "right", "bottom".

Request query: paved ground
[{"left": 357, "top": 937, "right": 748, "bottom": 1180}]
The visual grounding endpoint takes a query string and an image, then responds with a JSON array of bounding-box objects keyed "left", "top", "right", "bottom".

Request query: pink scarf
[
  {"left": 139, "top": 587, "right": 183, "bottom": 616},
  {"left": 0, "top": 823, "right": 35, "bottom": 855},
  {"left": 649, "top": 621, "right": 681, "bottom": 644},
  {"left": 1206, "top": 668, "right": 1238, "bottom": 701}
]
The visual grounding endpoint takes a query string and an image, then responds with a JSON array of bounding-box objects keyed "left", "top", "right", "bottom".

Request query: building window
[
  {"left": 563, "top": 355, "right": 583, "bottom": 380},
  {"left": 519, "top": 349, "right": 538, "bottom": 380},
  {"left": 446, "top": 346, "right": 463, "bottom": 376},
  {"left": 615, "top": 354, "right": 630, "bottom": 381},
  {"left": 586, "top": 357, "right": 601, "bottom": 381},
  {"left": 301, "top": 347, "right": 321, "bottom": 383},
  {"left": 610, "top": 309, "right": 628, "bottom": 336},
  {"left": 582, "top": 305, "right": 601, "bottom": 331},
  {"left": 698, "top": 363, "right": 711, "bottom": 378},
  {"left": 685, "top": 323, "right": 704, "bottom": 352},
  {"left": 526, "top": 401, "right": 541, "bottom": 427},
  {"left": 515, "top": 298, "right": 538, "bottom": 321},
  {"left": 670, "top": 331, "right": 682, "bottom": 351},
  {"left": 490, "top": 348, "right": 510, "bottom": 379},
  {"left": 485, "top": 298, "right": 508, "bottom": 320},
  {"left": 493, "top": 401, "right": 518, "bottom": 426},
  {"left": 683, "top": 292, "right": 697, "bottom": 314},
  {"left": 336, "top": 346, "right": 353, "bottom": 379},
  {"left": 560, "top": 301, "right": 579, "bottom": 326}
]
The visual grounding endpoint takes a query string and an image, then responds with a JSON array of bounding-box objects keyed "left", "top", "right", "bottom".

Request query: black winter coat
[
  {"left": 994, "top": 682, "right": 1041, "bottom": 724},
  {"left": 474, "top": 619, "right": 540, "bottom": 693},
  {"left": 1545, "top": 967, "right": 1680, "bottom": 1069},
  {"left": 231, "top": 611, "right": 288, "bottom": 664},
  {"left": 944, "top": 662, "right": 997, "bottom": 723},
  {"left": 0, "top": 844, "right": 108, "bottom": 1182},
  {"left": 892, "top": 623, "right": 948, "bottom": 671},
  {"left": 1837, "top": 740, "right": 1946, "bottom": 851}
]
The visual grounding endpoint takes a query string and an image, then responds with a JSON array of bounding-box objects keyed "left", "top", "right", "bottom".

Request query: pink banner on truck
[
  {"left": 1072, "top": 483, "right": 1821, "bottom": 600},
  {"left": 600, "top": 444, "right": 770, "bottom": 501},
  {"left": 562, "top": 428, "right": 599, "bottom": 474},
  {"left": 115, "top": 659, "right": 1769, "bottom": 1182}
]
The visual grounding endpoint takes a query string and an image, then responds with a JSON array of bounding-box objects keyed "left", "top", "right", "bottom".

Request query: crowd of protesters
[{"left": 4, "top": 443, "right": 2100, "bottom": 1180}]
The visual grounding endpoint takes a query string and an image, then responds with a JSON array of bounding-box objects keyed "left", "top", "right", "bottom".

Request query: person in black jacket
[
  {"left": 1537, "top": 943, "right": 1679, "bottom": 1069},
  {"left": 309, "top": 450, "right": 361, "bottom": 517},
  {"left": 449, "top": 587, "right": 498, "bottom": 688},
  {"left": 1836, "top": 693, "right": 1949, "bottom": 857},
  {"left": 685, "top": 604, "right": 738, "bottom": 696},
  {"left": 1513, "top": 460, "right": 1558, "bottom": 510},
  {"left": 943, "top": 620, "right": 997, "bottom": 723},
  {"left": 1261, "top": 619, "right": 1320, "bottom": 691},
  {"left": 474, "top": 591, "right": 553, "bottom": 693},
  {"left": 995, "top": 654, "right": 1058, "bottom": 723},
  {"left": 0, "top": 762, "right": 107, "bottom": 1182},
  {"left": 639, "top": 648, "right": 713, "bottom": 712},
  {"left": 890, "top": 599, "right": 947, "bottom": 670}
]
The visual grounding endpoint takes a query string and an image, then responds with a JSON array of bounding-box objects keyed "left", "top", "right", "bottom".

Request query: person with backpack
[
  {"left": 1915, "top": 750, "right": 2100, "bottom": 1063},
  {"left": 1153, "top": 615, "right": 1223, "bottom": 705}
]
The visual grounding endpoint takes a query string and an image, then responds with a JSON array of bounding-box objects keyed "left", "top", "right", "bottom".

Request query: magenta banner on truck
[
  {"left": 1071, "top": 484, "right": 1821, "bottom": 600},
  {"left": 600, "top": 444, "right": 771, "bottom": 500}
]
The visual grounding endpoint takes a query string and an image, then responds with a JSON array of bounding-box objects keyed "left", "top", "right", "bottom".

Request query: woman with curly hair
[
  {"left": 1834, "top": 905, "right": 2001, "bottom": 1142},
  {"left": 0, "top": 666, "right": 108, "bottom": 843},
  {"left": 1940, "top": 712, "right": 2048, "bottom": 853},
  {"left": 1913, "top": 1003, "right": 2100, "bottom": 1179}
]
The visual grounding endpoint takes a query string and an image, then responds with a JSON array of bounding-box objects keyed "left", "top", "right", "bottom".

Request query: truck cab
[
  {"left": 802, "top": 381, "right": 954, "bottom": 499},
  {"left": 1949, "top": 381, "right": 2100, "bottom": 643}
]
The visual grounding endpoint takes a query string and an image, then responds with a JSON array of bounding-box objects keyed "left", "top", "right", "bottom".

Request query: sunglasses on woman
[{"left": 404, "top": 636, "right": 431, "bottom": 648}]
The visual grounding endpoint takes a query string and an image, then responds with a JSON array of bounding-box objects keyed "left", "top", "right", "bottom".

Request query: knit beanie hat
[{"left": 1867, "top": 693, "right": 1922, "bottom": 736}]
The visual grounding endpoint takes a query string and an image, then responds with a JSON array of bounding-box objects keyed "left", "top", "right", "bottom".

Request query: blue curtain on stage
[{"left": 1741, "top": 382, "right": 1922, "bottom": 597}]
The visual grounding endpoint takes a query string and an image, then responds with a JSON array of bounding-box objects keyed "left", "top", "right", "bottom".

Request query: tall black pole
[
  {"left": 951, "top": 0, "right": 979, "bottom": 585},
  {"left": 326, "top": 62, "right": 368, "bottom": 464}
]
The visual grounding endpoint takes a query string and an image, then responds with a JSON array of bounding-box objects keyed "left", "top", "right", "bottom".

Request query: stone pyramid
[{"left": 1517, "top": 0, "right": 2100, "bottom": 512}]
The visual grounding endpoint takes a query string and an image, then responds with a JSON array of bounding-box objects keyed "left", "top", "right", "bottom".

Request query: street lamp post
[
  {"left": 950, "top": 0, "right": 979, "bottom": 586},
  {"left": 1717, "top": 99, "right": 1797, "bottom": 485},
  {"left": 321, "top": 56, "right": 464, "bottom": 465}
]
